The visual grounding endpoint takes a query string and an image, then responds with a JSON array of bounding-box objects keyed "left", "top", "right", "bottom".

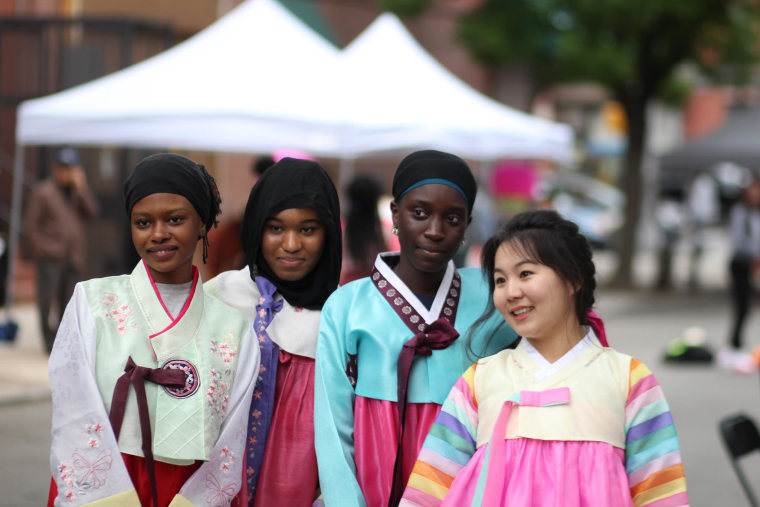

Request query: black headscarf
[
  {"left": 241, "top": 157, "right": 341, "bottom": 310},
  {"left": 392, "top": 150, "right": 477, "bottom": 213},
  {"left": 123, "top": 153, "right": 222, "bottom": 261}
]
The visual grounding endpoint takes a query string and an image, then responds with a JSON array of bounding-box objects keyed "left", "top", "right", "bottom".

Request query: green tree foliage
[{"left": 452, "top": 0, "right": 760, "bottom": 287}]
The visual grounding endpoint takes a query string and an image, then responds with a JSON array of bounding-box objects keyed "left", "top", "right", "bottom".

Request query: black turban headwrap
[
  {"left": 392, "top": 149, "right": 477, "bottom": 213},
  {"left": 123, "top": 153, "right": 222, "bottom": 261},
  {"left": 241, "top": 157, "right": 341, "bottom": 310}
]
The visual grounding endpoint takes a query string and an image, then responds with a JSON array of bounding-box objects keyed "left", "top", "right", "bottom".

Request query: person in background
[
  {"left": 340, "top": 174, "right": 387, "bottom": 285},
  {"left": 719, "top": 176, "right": 760, "bottom": 374},
  {"left": 314, "top": 149, "right": 517, "bottom": 507},
  {"left": 47, "top": 153, "right": 258, "bottom": 506},
  {"left": 25, "top": 148, "right": 98, "bottom": 353},
  {"left": 205, "top": 155, "right": 275, "bottom": 278},
  {"left": 206, "top": 157, "right": 342, "bottom": 506},
  {"left": 402, "top": 209, "right": 688, "bottom": 506}
]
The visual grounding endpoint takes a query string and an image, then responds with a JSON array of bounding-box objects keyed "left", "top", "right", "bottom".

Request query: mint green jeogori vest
[{"left": 86, "top": 262, "right": 250, "bottom": 465}]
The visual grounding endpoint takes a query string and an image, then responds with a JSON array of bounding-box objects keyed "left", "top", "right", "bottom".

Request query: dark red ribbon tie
[
  {"left": 389, "top": 317, "right": 459, "bottom": 506},
  {"left": 109, "top": 356, "right": 187, "bottom": 507}
]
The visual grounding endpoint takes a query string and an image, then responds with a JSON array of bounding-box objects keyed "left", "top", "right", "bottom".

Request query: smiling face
[
  {"left": 260, "top": 207, "right": 326, "bottom": 282},
  {"left": 391, "top": 183, "right": 470, "bottom": 294},
  {"left": 130, "top": 193, "right": 205, "bottom": 285},
  {"left": 492, "top": 240, "right": 582, "bottom": 361}
]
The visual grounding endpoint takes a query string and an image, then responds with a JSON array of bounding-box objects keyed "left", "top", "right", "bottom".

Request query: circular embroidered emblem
[
  {"left": 386, "top": 288, "right": 396, "bottom": 297},
  {"left": 453, "top": 279, "right": 460, "bottom": 288},
  {"left": 161, "top": 359, "right": 200, "bottom": 399},
  {"left": 443, "top": 307, "right": 453, "bottom": 316},
  {"left": 378, "top": 280, "right": 388, "bottom": 288},
  {"left": 402, "top": 306, "right": 412, "bottom": 315},
  {"left": 372, "top": 272, "right": 380, "bottom": 280},
  {"left": 394, "top": 297, "right": 403, "bottom": 306},
  {"left": 410, "top": 315, "right": 420, "bottom": 324},
  {"left": 450, "top": 288, "right": 458, "bottom": 297},
  {"left": 417, "top": 323, "right": 425, "bottom": 331}
]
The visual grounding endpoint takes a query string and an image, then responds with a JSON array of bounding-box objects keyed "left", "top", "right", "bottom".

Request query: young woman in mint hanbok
[
  {"left": 205, "top": 157, "right": 342, "bottom": 506},
  {"left": 47, "top": 154, "right": 259, "bottom": 506},
  {"left": 401, "top": 210, "right": 689, "bottom": 507},
  {"left": 314, "top": 150, "right": 518, "bottom": 507}
]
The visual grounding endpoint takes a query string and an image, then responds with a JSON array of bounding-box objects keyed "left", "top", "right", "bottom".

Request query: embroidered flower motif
[
  {"left": 205, "top": 473, "right": 237, "bottom": 506},
  {"left": 394, "top": 297, "right": 403, "bottom": 306},
  {"left": 101, "top": 294, "right": 137, "bottom": 335},
  {"left": 72, "top": 450, "right": 112, "bottom": 489},
  {"left": 372, "top": 272, "right": 380, "bottom": 280},
  {"left": 418, "top": 323, "right": 425, "bottom": 331},
  {"left": 402, "top": 306, "right": 412, "bottom": 315},
  {"left": 410, "top": 315, "right": 420, "bottom": 324},
  {"left": 378, "top": 280, "right": 387, "bottom": 288},
  {"left": 210, "top": 331, "right": 239, "bottom": 364},
  {"left": 252, "top": 409, "right": 262, "bottom": 419},
  {"left": 453, "top": 278, "right": 460, "bottom": 288},
  {"left": 386, "top": 288, "right": 396, "bottom": 297}
]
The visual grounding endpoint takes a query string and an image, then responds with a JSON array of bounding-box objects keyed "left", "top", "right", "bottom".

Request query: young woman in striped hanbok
[{"left": 401, "top": 209, "right": 689, "bottom": 507}]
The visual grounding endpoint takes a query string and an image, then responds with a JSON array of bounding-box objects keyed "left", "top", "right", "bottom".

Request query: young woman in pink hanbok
[{"left": 401, "top": 209, "right": 689, "bottom": 507}]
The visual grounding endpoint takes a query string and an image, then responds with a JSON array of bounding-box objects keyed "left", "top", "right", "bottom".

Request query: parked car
[{"left": 537, "top": 171, "right": 625, "bottom": 248}]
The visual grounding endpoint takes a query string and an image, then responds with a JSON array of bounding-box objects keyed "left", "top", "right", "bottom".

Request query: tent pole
[{"left": 5, "top": 144, "right": 25, "bottom": 317}]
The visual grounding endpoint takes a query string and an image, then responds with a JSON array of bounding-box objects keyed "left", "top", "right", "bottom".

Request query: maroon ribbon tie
[
  {"left": 389, "top": 317, "right": 459, "bottom": 506},
  {"left": 108, "top": 356, "right": 187, "bottom": 507}
]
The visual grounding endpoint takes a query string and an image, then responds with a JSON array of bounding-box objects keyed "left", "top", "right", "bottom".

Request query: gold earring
[{"left": 391, "top": 227, "right": 399, "bottom": 235}]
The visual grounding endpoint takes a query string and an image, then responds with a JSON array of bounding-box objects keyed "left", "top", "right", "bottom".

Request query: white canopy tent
[
  {"left": 339, "top": 14, "right": 574, "bottom": 163},
  {"left": 8, "top": 0, "right": 576, "bottom": 309},
  {"left": 15, "top": 0, "right": 346, "bottom": 155}
]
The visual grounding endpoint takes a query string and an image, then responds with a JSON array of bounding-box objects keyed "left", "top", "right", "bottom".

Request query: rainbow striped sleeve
[
  {"left": 625, "top": 358, "right": 689, "bottom": 507},
  {"left": 400, "top": 364, "right": 479, "bottom": 506}
]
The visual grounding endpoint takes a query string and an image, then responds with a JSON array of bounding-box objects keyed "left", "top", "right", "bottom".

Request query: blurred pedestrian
[
  {"left": 684, "top": 172, "right": 720, "bottom": 291},
  {"left": 205, "top": 155, "right": 274, "bottom": 278},
  {"left": 719, "top": 176, "right": 760, "bottom": 374},
  {"left": 340, "top": 174, "right": 386, "bottom": 285},
  {"left": 24, "top": 148, "right": 98, "bottom": 353}
]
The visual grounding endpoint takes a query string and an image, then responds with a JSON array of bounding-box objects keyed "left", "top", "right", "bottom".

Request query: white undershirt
[
  {"left": 155, "top": 281, "right": 192, "bottom": 319},
  {"left": 524, "top": 328, "right": 596, "bottom": 383}
]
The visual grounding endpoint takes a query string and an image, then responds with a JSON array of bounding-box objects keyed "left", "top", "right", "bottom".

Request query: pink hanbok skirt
[
  {"left": 440, "top": 439, "right": 634, "bottom": 507},
  {"left": 354, "top": 396, "right": 441, "bottom": 507}
]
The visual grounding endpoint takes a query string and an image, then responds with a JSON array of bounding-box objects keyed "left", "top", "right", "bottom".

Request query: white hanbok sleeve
[
  {"left": 170, "top": 323, "right": 259, "bottom": 507},
  {"left": 49, "top": 284, "right": 141, "bottom": 506}
]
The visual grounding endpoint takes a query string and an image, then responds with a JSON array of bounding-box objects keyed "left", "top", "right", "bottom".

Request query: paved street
[{"left": 2, "top": 231, "right": 760, "bottom": 506}]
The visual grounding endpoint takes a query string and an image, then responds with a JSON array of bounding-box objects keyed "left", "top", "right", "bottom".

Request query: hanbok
[
  {"left": 48, "top": 261, "right": 259, "bottom": 506},
  {"left": 401, "top": 332, "right": 689, "bottom": 507},
  {"left": 315, "top": 253, "right": 518, "bottom": 507},
  {"left": 206, "top": 267, "right": 321, "bottom": 506}
]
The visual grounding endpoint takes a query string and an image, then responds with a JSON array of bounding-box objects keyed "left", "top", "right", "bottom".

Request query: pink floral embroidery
[
  {"left": 57, "top": 422, "right": 113, "bottom": 501},
  {"left": 101, "top": 293, "right": 137, "bottom": 335},
  {"left": 205, "top": 472, "right": 237, "bottom": 506},
  {"left": 210, "top": 331, "right": 239, "bottom": 364},
  {"left": 207, "top": 368, "right": 231, "bottom": 418},
  {"left": 72, "top": 450, "right": 112, "bottom": 489}
]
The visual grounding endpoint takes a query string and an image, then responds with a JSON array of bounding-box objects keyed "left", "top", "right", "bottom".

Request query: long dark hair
[
  {"left": 344, "top": 175, "right": 385, "bottom": 268},
  {"left": 467, "top": 209, "right": 596, "bottom": 355}
]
